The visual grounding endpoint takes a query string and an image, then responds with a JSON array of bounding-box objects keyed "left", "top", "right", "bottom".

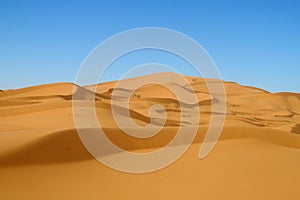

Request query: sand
[{"left": 1, "top": 72, "right": 300, "bottom": 199}]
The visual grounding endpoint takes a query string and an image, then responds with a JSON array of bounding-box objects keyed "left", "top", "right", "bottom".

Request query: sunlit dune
[{"left": 1, "top": 72, "right": 300, "bottom": 199}]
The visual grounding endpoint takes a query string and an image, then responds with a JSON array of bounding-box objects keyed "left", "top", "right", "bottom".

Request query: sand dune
[{"left": 1, "top": 73, "right": 300, "bottom": 199}]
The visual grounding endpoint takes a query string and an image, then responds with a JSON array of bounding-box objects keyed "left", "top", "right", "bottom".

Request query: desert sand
[{"left": 1, "top": 72, "right": 300, "bottom": 199}]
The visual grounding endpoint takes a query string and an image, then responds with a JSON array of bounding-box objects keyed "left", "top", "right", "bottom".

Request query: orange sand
[{"left": 1, "top": 73, "right": 300, "bottom": 199}]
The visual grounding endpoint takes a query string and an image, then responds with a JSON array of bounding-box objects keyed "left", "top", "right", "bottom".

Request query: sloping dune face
[{"left": 1, "top": 73, "right": 300, "bottom": 199}]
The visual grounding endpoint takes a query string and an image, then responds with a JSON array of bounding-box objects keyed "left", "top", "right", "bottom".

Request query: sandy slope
[{"left": 1, "top": 73, "right": 300, "bottom": 199}]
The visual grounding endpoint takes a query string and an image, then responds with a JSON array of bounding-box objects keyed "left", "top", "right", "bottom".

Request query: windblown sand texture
[{"left": 1, "top": 72, "right": 300, "bottom": 199}]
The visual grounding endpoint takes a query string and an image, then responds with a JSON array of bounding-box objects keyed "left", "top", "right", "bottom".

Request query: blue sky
[{"left": 1, "top": 0, "right": 299, "bottom": 92}]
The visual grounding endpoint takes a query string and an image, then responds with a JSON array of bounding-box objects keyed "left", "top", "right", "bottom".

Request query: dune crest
[{"left": 1, "top": 72, "right": 300, "bottom": 199}]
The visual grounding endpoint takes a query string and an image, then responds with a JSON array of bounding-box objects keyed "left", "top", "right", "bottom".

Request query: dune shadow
[
  {"left": 0, "top": 127, "right": 200, "bottom": 168},
  {"left": 1, "top": 126, "right": 300, "bottom": 168},
  {"left": 0, "top": 124, "right": 218, "bottom": 169},
  {"left": 0, "top": 129, "right": 93, "bottom": 168},
  {"left": 291, "top": 124, "right": 300, "bottom": 134}
]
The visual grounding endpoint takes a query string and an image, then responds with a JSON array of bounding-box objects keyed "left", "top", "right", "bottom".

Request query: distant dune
[{"left": 1, "top": 73, "right": 300, "bottom": 199}]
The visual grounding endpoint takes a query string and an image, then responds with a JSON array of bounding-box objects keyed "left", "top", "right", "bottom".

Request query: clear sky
[{"left": 1, "top": 0, "right": 299, "bottom": 92}]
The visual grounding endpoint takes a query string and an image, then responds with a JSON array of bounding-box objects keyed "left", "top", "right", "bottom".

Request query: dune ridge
[{"left": 1, "top": 72, "right": 300, "bottom": 199}]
